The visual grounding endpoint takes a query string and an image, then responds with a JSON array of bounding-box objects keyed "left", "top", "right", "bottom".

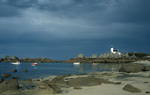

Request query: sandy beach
[
  {"left": 53, "top": 71, "right": 150, "bottom": 95},
  {"left": 1, "top": 71, "right": 150, "bottom": 95}
]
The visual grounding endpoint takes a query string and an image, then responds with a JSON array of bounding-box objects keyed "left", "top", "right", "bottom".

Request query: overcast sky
[{"left": 0, "top": 0, "right": 150, "bottom": 60}]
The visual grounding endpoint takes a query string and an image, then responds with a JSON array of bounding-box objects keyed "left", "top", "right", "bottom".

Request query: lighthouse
[
  {"left": 110, "top": 45, "right": 114, "bottom": 53},
  {"left": 110, "top": 45, "right": 121, "bottom": 55}
]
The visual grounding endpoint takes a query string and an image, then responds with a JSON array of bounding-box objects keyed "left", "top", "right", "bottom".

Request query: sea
[{"left": 0, "top": 62, "right": 122, "bottom": 80}]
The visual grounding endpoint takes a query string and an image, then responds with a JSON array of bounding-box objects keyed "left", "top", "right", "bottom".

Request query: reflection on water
[
  {"left": 32, "top": 66, "right": 38, "bottom": 70},
  {"left": 92, "top": 64, "right": 100, "bottom": 71},
  {"left": 99, "top": 64, "right": 122, "bottom": 71},
  {"left": 73, "top": 63, "right": 122, "bottom": 73},
  {"left": 15, "top": 65, "right": 20, "bottom": 70},
  {"left": 0, "top": 62, "right": 123, "bottom": 80}
]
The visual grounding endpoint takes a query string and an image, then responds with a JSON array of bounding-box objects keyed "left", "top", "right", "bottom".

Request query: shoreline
[
  {"left": 1, "top": 58, "right": 150, "bottom": 63},
  {"left": 16, "top": 71, "right": 150, "bottom": 95},
  {"left": 133, "top": 60, "right": 150, "bottom": 65},
  {"left": 1, "top": 62, "right": 150, "bottom": 95}
]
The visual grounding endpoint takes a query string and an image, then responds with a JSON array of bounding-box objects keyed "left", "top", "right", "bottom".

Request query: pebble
[{"left": 145, "top": 91, "right": 150, "bottom": 93}]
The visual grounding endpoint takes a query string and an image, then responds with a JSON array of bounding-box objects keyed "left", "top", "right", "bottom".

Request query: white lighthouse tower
[
  {"left": 110, "top": 45, "right": 114, "bottom": 53},
  {"left": 110, "top": 45, "right": 121, "bottom": 55}
]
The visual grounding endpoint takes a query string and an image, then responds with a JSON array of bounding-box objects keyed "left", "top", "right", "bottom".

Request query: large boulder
[
  {"left": 12, "top": 76, "right": 20, "bottom": 79},
  {"left": 123, "top": 84, "right": 141, "bottom": 93},
  {"left": 69, "top": 77, "right": 114, "bottom": 87},
  {"left": 23, "top": 69, "right": 28, "bottom": 72},
  {"left": 1, "top": 73, "right": 11, "bottom": 78},
  {"left": 51, "top": 75, "right": 69, "bottom": 86},
  {"left": 119, "top": 64, "right": 144, "bottom": 73},
  {"left": 0, "top": 79, "right": 19, "bottom": 93},
  {"left": 11, "top": 69, "right": 17, "bottom": 73},
  {"left": 0, "top": 79, "right": 3, "bottom": 83},
  {"left": 18, "top": 79, "right": 34, "bottom": 90},
  {"left": 34, "top": 81, "right": 61, "bottom": 94}
]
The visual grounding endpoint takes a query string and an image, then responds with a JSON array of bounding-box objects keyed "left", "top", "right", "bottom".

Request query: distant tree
[
  {"left": 128, "top": 53, "right": 133, "bottom": 56},
  {"left": 128, "top": 53, "right": 148, "bottom": 58},
  {"left": 136, "top": 53, "right": 147, "bottom": 58},
  {"left": 34, "top": 58, "right": 41, "bottom": 60}
]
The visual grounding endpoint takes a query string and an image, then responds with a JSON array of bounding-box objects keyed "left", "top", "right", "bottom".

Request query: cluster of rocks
[
  {"left": 0, "top": 55, "right": 56, "bottom": 63},
  {"left": 0, "top": 78, "right": 61, "bottom": 94},
  {"left": 69, "top": 57, "right": 142, "bottom": 63},
  {"left": 1, "top": 69, "right": 28, "bottom": 79},
  {"left": 0, "top": 73, "right": 147, "bottom": 94},
  {"left": 48, "top": 75, "right": 144, "bottom": 94},
  {"left": 119, "top": 63, "right": 150, "bottom": 73},
  {"left": 0, "top": 79, "right": 19, "bottom": 94},
  {"left": 0, "top": 69, "right": 29, "bottom": 93}
]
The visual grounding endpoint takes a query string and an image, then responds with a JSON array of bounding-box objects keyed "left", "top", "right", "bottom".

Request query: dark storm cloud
[
  {"left": 1, "top": 0, "right": 149, "bottom": 24},
  {"left": 0, "top": 0, "right": 36, "bottom": 8},
  {"left": 0, "top": 0, "right": 150, "bottom": 59},
  {"left": 0, "top": 5, "right": 19, "bottom": 17},
  {"left": 0, "top": 0, "right": 149, "bottom": 37},
  {"left": 0, "top": 0, "right": 36, "bottom": 17},
  {"left": 107, "top": 0, "right": 150, "bottom": 24}
]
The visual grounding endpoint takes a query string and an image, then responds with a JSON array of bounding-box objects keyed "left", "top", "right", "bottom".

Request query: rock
[
  {"left": 115, "top": 82, "right": 122, "bottom": 85},
  {"left": 145, "top": 91, "right": 150, "bottom": 93},
  {"left": 34, "top": 81, "right": 61, "bottom": 94},
  {"left": 22, "top": 79, "right": 32, "bottom": 84},
  {"left": 49, "top": 81, "right": 62, "bottom": 94},
  {"left": 19, "top": 83, "right": 24, "bottom": 88},
  {"left": 1, "top": 73, "right": 11, "bottom": 78},
  {"left": 0, "top": 79, "right": 19, "bottom": 93},
  {"left": 18, "top": 79, "right": 34, "bottom": 90},
  {"left": 32, "top": 79, "right": 41, "bottom": 81},
  {"left": 73, "top": 86, "right": 82, "bottom": 90},
  {"left": 12, "top": 76, "right": 20, "bottom": 79},
  {"left": 123, "top": 84, "right": 141, "bottom": 93},
  {"left": 0, "top": 79, "right": 3, "bottom": 83},
  {"left": 19, "top": 79, "right": 32, "bottom": 84},
  {"left": 52, "top": 75, "right": 69, "bottom": 86},
  {"left": 31, "top": 85, "right": 35, "bottom": 87},
  {"left": 69, "top": 77, "right": 115, "bottom": 87},
  {"left": 119, "top": 64, "right": 144, "bottom": 73},
  {"left": 11, "top": 69, "right": 17, "bottom": 73},
  {"left": 23, "top": 69, "right": 28, "bottom": 72},
  {"left": 142, "top": 66, "right": 150, "bottom": 71}
]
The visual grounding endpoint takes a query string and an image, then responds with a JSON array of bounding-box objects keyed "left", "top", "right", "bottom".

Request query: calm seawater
[{"left": 0, "top": 62, "right": 122, "bottom": 80}]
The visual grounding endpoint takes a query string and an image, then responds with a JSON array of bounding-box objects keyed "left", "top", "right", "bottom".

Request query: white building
[{"left": 110, "top": 46, "right": 121, "bottom": 55}]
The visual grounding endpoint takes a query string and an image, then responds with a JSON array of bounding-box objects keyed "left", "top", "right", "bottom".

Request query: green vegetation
[{"left": 128, "top": 53, "right": 149, "bottom": 58}]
